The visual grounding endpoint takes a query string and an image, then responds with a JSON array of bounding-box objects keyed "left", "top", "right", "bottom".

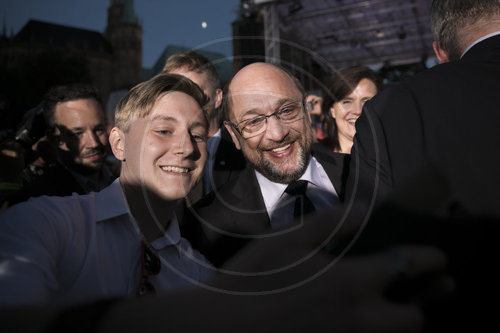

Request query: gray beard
[{"left": 250, "top": 143, "right": 311, "bottom": 184}]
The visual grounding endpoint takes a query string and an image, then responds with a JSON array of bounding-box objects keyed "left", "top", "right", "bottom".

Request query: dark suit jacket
[
  {"left": 210, "top": 126, "right": 246, "bottom": 192},
  {"left": 345, "top": 35, "right": 500, "bottom": 331},
  {"left": 347, "top": 34, "right": 500, "bottom": 217},
  {"left": 182, "top": 145, "right": 349, "bottom": 266}
]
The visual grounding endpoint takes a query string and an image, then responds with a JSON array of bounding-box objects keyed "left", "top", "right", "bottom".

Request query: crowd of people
[{"left": 0, "top": 0, "right": 499, "bottom": 331}]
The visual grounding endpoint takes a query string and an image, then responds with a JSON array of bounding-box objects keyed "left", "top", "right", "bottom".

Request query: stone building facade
[{"left": 0, "top": 0, "right": 142, "bottom": 126}]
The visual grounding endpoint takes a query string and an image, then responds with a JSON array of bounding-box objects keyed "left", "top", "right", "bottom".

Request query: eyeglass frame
[
  {"left": 225, "top": 98, "right": 308, "bottom": 139},
  {"left": 136, "top": 239, "right": 161, "bottom": 296}
]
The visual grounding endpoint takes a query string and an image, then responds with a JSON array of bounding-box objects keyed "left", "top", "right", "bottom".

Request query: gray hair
[{"left": 430, "top": 0, "right": 500, "bottom": 61}]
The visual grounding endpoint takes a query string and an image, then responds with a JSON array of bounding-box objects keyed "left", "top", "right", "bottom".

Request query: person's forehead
[
  {"left": 149, "top": 91, "right": 207, "bottom": 125},
  {"left": 345, "top": 79, "right": 378, "bottom": 98},
  {"left": 229, "top": 69, "right": 302, "bottom": 113},
  {"left": 54, "top": 98, "right": 104, "bottom": 124}
]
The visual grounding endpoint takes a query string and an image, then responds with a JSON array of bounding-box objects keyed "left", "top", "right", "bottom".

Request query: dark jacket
[{"left": 182, "top": 145, "right": 349, "bottom": 266}]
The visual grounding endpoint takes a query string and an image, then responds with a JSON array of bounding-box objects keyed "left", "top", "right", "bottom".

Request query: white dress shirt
[
  {"left": 255, "top": 156, "right": 339, "bottom": 229},
  {"left": 0, "top": 179, "right": 213, "bottom": 307}
]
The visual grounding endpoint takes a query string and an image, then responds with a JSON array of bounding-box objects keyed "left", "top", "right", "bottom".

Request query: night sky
[{"left": 1, "top": 0, "right": 241, "bottom": 68}]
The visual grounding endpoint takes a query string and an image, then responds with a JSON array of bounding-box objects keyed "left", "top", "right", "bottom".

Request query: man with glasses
[{"left": 184, "top": 62, "right": 347, "bottom": 266}]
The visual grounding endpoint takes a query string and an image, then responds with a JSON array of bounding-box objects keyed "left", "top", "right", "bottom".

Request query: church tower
[{"left": 106, "top": 0, "right": 142, "bottom": 90}]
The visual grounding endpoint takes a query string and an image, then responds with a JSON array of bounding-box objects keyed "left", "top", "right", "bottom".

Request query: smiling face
[
  {"left": 54, "top": 98, "right": 108, "bottom": 174},
  {"left": 225, "top": 63, "right": 312, "bottom": 184},
  {"left": 112, "top": 91, "right": 208, "bottom": 200},
  {"left": 330, "top": 78, "right": 378, "bottom": 151}
]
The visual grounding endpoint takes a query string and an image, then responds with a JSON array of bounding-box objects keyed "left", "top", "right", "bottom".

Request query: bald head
[
  {"left": 223, "top": 63, "right": 305, "bottom": 122},
  {"left": 222, "top": 62, "right": 312, "bottom": 184}
]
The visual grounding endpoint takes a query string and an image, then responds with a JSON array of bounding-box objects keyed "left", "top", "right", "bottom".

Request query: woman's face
[{"left": 330, "top": 78, "right": 378, "bottom": 150}]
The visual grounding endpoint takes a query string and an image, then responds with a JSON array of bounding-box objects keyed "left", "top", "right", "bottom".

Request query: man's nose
[
  {"left": 264, "top": 115, "right": 288, "bottom": 141},
  {"left": 82, "top": 131, "right": 100, "bottom": 148},
  {"left": 173, "top": 131, "right": 196, "bottom": 157}
]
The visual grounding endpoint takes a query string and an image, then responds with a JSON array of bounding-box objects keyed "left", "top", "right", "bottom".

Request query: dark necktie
[{"left": 284, "top": 180, "right": 316, "bottom": 218}]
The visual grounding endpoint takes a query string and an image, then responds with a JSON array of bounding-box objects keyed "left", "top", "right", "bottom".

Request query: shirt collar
[
  {"left": 95, "top": 178, "right": 130, "bottom": 221},
  {"left": 255, "top": 156, "right": 322, "bottom": 213},
  {"left": 211, "top": 128, "right": 222, "bottom": 138},
  {"left": 150, "top": 214, "right": 181, "bottom": 249},
  {"left": 94, "top": 178, "right": 181, "bottom": 248},
  {"left": 461, "top": 31, "right": 500, "bottom": 59}
]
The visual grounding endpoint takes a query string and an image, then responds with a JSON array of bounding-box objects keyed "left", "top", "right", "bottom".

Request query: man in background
[
  {"left": 346, "top": 0, "right": 500, "bottom": 329},
  {"left": 348, "top": 0, "right": 500, "bottom": 212},
  {"left": 5, "top": 83, "right": 116, "bottom": 206},
  {"left": 162, "top": 51, "right": 245, "bottom": 203}
]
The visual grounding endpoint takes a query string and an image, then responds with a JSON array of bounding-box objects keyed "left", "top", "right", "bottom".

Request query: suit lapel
[
  {"left": 225, "top": 166, "right": 271, "bottom": 233},
  {"left": 311, "top": 145, "right": 349, "bottom": 199},
  {"left": 212, "top": 127, "right": 246, "bottom": 190}
]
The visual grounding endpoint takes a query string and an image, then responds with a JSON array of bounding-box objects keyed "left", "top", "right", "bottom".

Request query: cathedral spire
[
  {"left": 110, "top": 0, "right": 138, "bottom": 24},
  {"left": 106, "top": 0, "right": 142, "bottom": 90}
]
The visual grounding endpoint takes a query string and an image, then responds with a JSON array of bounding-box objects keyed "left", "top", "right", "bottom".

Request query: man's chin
[
  {"left": 72, "top": 162, "right": 104, "bottom": 175},
  {"left": 265, "top": 157, "right": 310, "bottom": 184},
  {"left": 256, "top": 162, "right": 307, "bottom": 184},
  {"left": 86, "top": 163, "right": 104, "bottom": 171},
  {"left": 151, "top": 188, "right": 188, "bottom": 202}
]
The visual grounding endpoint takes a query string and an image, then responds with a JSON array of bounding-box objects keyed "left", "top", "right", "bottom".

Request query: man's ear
[
  {"left": 109, "top": 127, "right": 126, "bottom": 161},
  {"left": 432, "top": 41, "right": 450, "bottom": 63},
  {"left": 214, "top": 88, "right": 223, "bottom": 109},
  {"left": 223, "top": 122, "right": 241, "bottom": 150}
]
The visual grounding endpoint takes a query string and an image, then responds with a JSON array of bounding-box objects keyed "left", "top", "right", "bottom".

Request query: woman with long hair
[{"left": 320, "top": 66, "right": 383, "bottom": 154}]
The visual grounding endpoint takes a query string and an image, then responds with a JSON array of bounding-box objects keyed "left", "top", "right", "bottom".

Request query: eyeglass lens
[{"left": 238, "top": 101, "right": 304, "bottom": 138}]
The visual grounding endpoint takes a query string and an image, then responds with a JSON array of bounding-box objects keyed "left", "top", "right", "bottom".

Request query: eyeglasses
[
  {"left": 136, "top": 239, "right": 161, "bottom": 296},
  {"left": 226, "top": 100, "right": 306, "bottom": 139}
]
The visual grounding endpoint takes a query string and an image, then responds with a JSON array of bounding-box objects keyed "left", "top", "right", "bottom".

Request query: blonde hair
[{"left": 114, "top": 73, "right": 208, "bottom": 132}]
